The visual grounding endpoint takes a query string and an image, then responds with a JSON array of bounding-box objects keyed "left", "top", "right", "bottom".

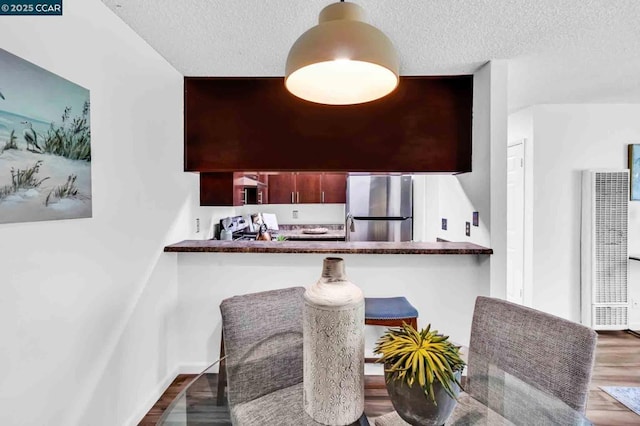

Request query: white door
[{"left": 507, "top": 143, "right": 525, "bottom": 304}]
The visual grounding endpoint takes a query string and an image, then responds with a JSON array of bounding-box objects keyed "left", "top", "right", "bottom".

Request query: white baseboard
[{"left": 125, "top": 365, "right": 180, "bottom": 426}]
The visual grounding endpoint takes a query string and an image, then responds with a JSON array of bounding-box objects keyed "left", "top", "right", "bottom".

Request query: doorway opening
[{"left": 507, "top": 141, "right": 526, "bottom": 305}]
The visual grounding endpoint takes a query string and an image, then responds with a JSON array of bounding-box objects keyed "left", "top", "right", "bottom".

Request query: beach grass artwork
[
  {"left": 630, "top": 144, "right": 640, "bottom": 201},
  {"left": 0, "top": 49, "right": 91, "bottom": 224}
]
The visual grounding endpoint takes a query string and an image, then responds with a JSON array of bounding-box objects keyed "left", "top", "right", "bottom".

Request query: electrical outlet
[
  {"left": 195, "top": 218, "right": 200, "bottom": 233},
  {"left": 465, "top": 222, "right": 471, "bottom": 236},
  {"left": 441, "top": 218, "right": 447, "bottom": 230},
  {"left": 292, "top": 210, "right": 299, "bottom": 219}
]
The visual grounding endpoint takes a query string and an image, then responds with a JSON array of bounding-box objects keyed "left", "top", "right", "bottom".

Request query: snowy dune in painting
[
  {"left": 0, "top": 49, "right": 91, "bottom": 224},
  {"left": 0, "top": 147, "right": 91, "bottom": 223}
]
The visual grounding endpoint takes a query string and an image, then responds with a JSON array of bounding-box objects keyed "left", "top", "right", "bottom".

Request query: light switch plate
[
  {"left": 441, "top": 218, "right": 447, "bottom": 230},
  {"left": 472, "top": 211, "right": 479, "bottom": 227}
]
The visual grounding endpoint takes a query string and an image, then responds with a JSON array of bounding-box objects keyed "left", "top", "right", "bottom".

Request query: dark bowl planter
[{"left": 384, "top": 366, "right": 461, "bottom": 426}]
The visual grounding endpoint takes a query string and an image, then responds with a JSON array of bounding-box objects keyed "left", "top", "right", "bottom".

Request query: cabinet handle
[
  {"left": 322, "top": 191, "right": 325, "bottom": 203},
  {"left": 258, "top": 191, "right": 263, "bottom": 204},
  {"left": 297, "top": 192, "right": 300, "bottom": 203},
  {"left": 291, "top": 192, "right": 295, "bottom": 203}
]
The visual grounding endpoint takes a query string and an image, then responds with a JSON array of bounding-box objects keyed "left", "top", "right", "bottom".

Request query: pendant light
[{"left": 285, "top": 1, "right": 399, "bottom": 105}]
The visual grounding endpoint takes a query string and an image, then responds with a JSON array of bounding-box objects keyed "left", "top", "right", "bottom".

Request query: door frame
[{"left": 507, "top": 139, "right": 533, "bottom": 307}]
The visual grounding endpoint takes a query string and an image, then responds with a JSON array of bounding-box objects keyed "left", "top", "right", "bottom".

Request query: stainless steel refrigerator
[{"left": 346, "top": 175, "right": 413, "bottom": 242}]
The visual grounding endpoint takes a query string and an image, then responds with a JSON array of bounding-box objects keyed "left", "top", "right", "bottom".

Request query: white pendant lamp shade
[{"left": 285, "top": 2, "right": 399, "bottom": 105}]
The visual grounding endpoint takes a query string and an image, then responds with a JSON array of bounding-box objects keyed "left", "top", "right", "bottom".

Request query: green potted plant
[{"left": 374, "top": 323, "right": 465, "bottom": 426}]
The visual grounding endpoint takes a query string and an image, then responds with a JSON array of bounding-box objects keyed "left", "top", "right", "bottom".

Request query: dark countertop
[
  {"left": 275, "top": 229, "right": 345, "bottom": 240},
  {"left": 164, "top": 240, "right": 493, "bottom": 255}
]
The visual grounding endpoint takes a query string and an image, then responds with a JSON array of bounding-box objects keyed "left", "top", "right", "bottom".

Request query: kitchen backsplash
[
  {"left": 236, "top": 203, "right": 345, "bottom": 225},
  {"left": 193, "top": 204, "right": 345, "bottom": 240}
]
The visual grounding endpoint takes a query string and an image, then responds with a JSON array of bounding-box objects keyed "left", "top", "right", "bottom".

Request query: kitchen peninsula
[
  {"left": 164, "top": 240, "right": 493, "bottom": 255},
  {"left": 165, "top": 242, "right": 492, "bottom": 360}
]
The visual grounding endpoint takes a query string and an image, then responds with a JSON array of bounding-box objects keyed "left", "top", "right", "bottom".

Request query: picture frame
[
  {"left": 629, "top": 144, "right": 640, "bottom": 201},
  {"left": 0, "top": 48, "right": 91, "bottom": 224}
]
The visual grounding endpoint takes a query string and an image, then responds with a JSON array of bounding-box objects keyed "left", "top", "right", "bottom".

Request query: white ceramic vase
[{"left": 303, "top": 257, "right": 365, "bottom": 425}]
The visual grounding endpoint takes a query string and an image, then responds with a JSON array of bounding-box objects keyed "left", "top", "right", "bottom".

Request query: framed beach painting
[
  {"left": 630, "top": 144, "right": 640, "bottom": 201},
  {"left": 0, "top": 49, "right": 91, "bottom": 224}
]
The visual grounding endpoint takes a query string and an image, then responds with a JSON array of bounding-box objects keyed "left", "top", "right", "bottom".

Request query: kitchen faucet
[{"left": 346, "top": 213, "right": 355, "bottom": 242}]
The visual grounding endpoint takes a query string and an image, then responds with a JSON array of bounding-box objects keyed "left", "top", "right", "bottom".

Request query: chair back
[
  {"left": 220, "top": 286, "right": 305, "bottom": 407},
  {"left": 468, "top": 296, "right": 597, "bottom": 413}
]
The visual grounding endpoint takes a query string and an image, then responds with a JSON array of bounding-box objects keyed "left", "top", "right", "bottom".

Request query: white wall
[
  {"left": 0, "top": 1, "right": 196, "bottom": 425},
  {"left": 431, "top": 176, "right": 490, "bottom": 245},
  {"left": 512, "top": 104, "right": 640, "bottom": 326},
  {"left": 173, "top": 252, "right": 491, "bottom": 368},
  {"left": 461, "top": 61, "right": 509, "bottom": 299}
]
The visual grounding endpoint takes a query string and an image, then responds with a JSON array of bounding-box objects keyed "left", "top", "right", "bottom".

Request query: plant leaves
[{"left": 375, "top": 322, "right": 466, "bottom": 404}]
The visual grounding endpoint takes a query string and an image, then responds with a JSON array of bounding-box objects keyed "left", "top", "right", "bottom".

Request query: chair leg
[{"left": 216, "top": 331, "right": 227, "bottom": 406}]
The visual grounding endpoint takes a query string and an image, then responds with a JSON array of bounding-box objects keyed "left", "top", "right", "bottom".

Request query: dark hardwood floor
[{"left": 140, "top": 331, "right": 640, "bottom": 425}]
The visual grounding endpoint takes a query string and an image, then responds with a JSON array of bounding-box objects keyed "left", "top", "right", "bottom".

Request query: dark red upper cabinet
[{"left": 184, "top": 76, "right": 473, "bottom": 173}]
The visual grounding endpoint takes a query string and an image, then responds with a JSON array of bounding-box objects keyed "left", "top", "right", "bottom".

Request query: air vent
[
  {"left": 581, "top": 170, "right": 629, "bottom": 330},
  {"left": 594, "top": 306, "right": 628, "bottom": 327}
]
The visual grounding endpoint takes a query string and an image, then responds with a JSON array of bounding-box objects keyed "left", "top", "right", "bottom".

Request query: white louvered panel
[
  {"left": 594, "top": 306, "right": 628, "bottom": 329},
  {"left": 581, "top": 170, "right": 629, "bottom": 330},
  {"left": 594, "top": 172, "right": 628, "bottom": 304}
]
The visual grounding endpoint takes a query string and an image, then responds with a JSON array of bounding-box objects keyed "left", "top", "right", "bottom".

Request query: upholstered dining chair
[
  {"left": 220, "top": 286, "right": 330, "bottom": 425},
  {"left": 467, "top": 296, "right": 598, "bottom": 414}
]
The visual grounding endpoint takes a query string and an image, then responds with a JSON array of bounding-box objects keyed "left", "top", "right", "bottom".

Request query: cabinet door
[
  {"left": 321, "top": 173, "right": 347, "bottom": 203},
  {"left": 200, "top": 172, "right": 245, "bottom": 206},
  {"left": 296, "top": 173, "right": 322, "bottom": 203},
  {"left": 185, "top": 77, "right": 473, "bottom": 173},
  {"left": 268, "top": 173, "right": 296, "bottom": 204}
]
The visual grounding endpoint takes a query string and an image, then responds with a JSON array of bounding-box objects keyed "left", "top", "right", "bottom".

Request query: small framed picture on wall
[{"left": 629, "top": 144, "right": 640, "bottom": 200}]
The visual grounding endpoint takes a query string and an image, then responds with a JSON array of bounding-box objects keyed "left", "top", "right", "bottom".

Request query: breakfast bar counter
[{"left": 164, "top": 240, "right": 493, "bottom": 255}]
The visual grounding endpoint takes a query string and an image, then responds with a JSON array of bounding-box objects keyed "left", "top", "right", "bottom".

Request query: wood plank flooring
[
  {"left": 140, "top": 331, "right": 640, "bottom": 425},
  {"left": 139, "top": 374, "right": 195, "bottom": 425},
  {"left": 586, "top": 331, "right": 640, "bottom": 425}
]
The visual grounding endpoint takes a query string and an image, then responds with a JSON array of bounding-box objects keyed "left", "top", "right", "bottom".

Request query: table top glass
[{"left": 158, "top": 355, "right": 591, "bottom": 426}]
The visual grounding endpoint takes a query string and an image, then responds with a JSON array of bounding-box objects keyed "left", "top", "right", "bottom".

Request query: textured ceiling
[{"left": 101, "top": 0, "right": 640, "bottom": 111}]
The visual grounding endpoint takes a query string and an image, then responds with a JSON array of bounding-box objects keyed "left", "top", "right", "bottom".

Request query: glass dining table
[{"left": 158, "top": 356, "right": 592, "bottom": 426}]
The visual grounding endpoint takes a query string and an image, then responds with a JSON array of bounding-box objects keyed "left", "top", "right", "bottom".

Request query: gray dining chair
[
  {"left": 220, "top": 286, "right": 328, "bottom": 425},
  {"left": 467, "top": 296, "right": 598, "bottom": 414}
]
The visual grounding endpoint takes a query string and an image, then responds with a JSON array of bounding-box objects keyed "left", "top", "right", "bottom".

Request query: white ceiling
[{"left": 101, "top": 0, "right": 640, "bottom": 111}]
